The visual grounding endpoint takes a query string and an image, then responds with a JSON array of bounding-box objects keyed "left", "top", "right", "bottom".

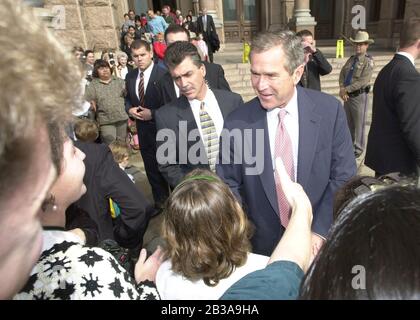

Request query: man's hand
[
  {"left": 302, "top": 40, "right": 316, "bottom": 54},
  {"left": 134, "top": 246, "right": 165, "bottom": 283},
  {"left": 339, "top": 87, "right": 349, "bottom": 102},
  {"left": 128, "top": 107, "right": 142, "bottom": 120},
  {"left": 138, "top": 106, "right": 152, "bottom": 121}
]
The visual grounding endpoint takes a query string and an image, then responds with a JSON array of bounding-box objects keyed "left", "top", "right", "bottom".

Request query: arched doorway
[{"left": 223, "top": 0, "right": 259, "bottom": 42}]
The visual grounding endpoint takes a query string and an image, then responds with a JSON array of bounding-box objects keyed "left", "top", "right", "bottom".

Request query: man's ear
[
  {"left": 200, "top": 63, "right": 206, "bottom": 78},
  {"left": 293, "top": 64, "right": 304, "bottom": 85}
]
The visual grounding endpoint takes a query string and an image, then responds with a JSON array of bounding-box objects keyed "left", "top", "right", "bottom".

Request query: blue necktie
[{"left": 344, "top": 57, "right": 358, "bottom": 86}]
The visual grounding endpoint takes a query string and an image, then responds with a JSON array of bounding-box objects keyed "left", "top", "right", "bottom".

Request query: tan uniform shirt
[{"left": 339, "top": 54, "right": 374, "bottom": 93}]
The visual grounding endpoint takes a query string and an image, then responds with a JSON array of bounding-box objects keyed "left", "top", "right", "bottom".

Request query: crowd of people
[{"left": 1, "top": 0, "right": 420, "bottom": 301}]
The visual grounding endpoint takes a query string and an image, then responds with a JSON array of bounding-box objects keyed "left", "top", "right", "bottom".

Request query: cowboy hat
[{"left": 350, "top": 30, "right": 374, "bottom": 44}]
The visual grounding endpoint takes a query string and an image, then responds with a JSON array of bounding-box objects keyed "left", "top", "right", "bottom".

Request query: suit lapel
[
  {"left": 247, "top": 100, "right": 280, "bottom": 216},
  {"left": 296, "top": 87, "right": 321, "bottom": 189},
  {"left": 176, "top": 96, "right": 201, "bottom": 149},
  {"left": 130, "top": 70, "right": 140, "bottom": 106},
  {"left": 213, "top": 90, "right": 233, "bottom": 119},
  {"left": 166, "top": 76, "right": 177, "bottom": 101},
  {"left": 176, "top": 96, "right": 196, "bottom": 126}
]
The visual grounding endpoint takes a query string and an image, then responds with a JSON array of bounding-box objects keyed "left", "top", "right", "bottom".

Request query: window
[{"left": 223, "top": 0, "right": 237, "bottom": 21}]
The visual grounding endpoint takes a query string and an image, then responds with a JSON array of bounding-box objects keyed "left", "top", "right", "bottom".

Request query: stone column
[
  {"left": 289, "top": 0, "right": 316, "bottom": 34},
  {"left": 215, "top": 0, "right": 225, "bottom": 44},
  {"left": 192, "top": 0, "right": 200, "bottom": 16}
]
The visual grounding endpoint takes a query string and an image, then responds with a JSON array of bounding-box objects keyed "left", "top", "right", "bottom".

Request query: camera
[{"left": 108, "top": 52, "right": 115, "bottom": 66}]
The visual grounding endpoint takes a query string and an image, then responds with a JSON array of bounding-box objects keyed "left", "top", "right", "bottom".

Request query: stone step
[
  {"left": 230, "top": 80, "right": 253, "bottom": 89},
  {"left": 225, "top": 74, "right": 251, "bottom": 82},
  {"left": 222, "top": 55, "right": 420, "bottom": 72},
  {"left": 234, "top": 87, "right": 256, "bottom": 95}
]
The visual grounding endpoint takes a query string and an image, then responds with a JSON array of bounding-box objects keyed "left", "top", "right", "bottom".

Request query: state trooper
[{"left": 339, "top": 30, "right": 374, "bottom": 158}]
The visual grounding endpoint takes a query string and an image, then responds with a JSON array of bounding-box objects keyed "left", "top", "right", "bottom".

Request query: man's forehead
[
  {"left": 167, "top": 32, "right": 188, "bottom": 43},
  {"left": 170, "top": 58, "right": 199, "bottom": 75},
  {"left": 132, "top": 47, "right": 148, "bottom": 54}
]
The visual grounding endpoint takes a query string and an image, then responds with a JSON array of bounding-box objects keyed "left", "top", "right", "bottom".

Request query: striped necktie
[
  {"left": 274, "top": 109, "right": 295, "bottom": 227},
  {"left": 138, "top": 71, "right": 144, "bottom": 106},
  {"left": 199, "top": 101, "right": 218, "bottom": 171}
]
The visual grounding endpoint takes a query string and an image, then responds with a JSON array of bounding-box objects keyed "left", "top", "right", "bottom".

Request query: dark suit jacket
[
  {"left": 125, "top": 64, "right": 165, "bottom": 149},
  {"left": 197, "top": 15, "right": 217, "bottom": 53},
  {"left": 298, "top": 50, "right": 332, "bottom": 91},
  {"left": 158, "top": 61, "right": 231, "bottom": 106},
  {"left": 217, "top": 87, "right": 356, "bottom": 255},
  {"left": 155, "top": 89, "right": 243, "bottom": 188},
  {"left": 365, "top": 54, "right": 420, "bottom": 175},
  {"left": 74, "top": 141, "right": 153, "bottom": 248}
]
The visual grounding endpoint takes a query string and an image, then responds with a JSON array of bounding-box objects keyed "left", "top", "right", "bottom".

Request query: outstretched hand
[{"left": 134, "top": 246, "right": 165, "bottom": 284}]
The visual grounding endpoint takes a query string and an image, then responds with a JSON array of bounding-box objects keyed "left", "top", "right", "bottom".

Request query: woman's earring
[{"left": 41, "top": 194, "right": 58, "bottom": 212}]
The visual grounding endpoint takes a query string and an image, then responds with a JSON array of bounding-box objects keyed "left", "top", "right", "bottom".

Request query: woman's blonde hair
[{"left": 162, "top": 169, "right": 252, "bottom": 286}]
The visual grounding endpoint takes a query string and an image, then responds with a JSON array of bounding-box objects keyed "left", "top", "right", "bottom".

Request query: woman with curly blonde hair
[{"left": 157, "top": 169, "right": 269, "bottom": 300}]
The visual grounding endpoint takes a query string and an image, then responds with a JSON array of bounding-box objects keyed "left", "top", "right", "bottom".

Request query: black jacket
[
  {"left": 125, "top": 64, "right": 166, "bottom": 148},
  {"left": 366, "top": 54, "right": 420, "bottom": 175},
  {"left": 74, "top": 141, "right": 153, "bottom": 248},
  {"left": 197, "top": 15, "right": 218, "bottom": 53},
  {"left": 298, "top": 50, "right": 332, "bottom": 91}
]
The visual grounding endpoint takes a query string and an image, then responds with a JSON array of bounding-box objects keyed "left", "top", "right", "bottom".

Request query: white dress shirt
[
  {"left": 396, "top": 51, "right": 416, "bottom": 67},
  {"left": 266, "top": 88, "right": 299, "bottom": 180},
  {"left": 173, "top": 80, "right": 180, "bottom": 98},
  {"left": 203, "top": 15, "right": 207, "bottom": 32},
  {"left": 135, "top": 63, "right": 153, "bottom": 103},
  {"left": 189, "top": 87, "right": 224, "bottom": 139}
]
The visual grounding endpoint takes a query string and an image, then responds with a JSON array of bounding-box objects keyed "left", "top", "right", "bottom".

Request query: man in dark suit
[
  {"left": 158, "top": 24, "right": 231, "bottom": 105},
  {"left": 73, "top": 141, "right": 153, "bottom": 249},
  {"left": 217, "top": 31, "right": 356, "bottom": 256},
  {"left": 296, "top": 29, "right": 332, "bottom": 91},
  {"left": 196, "top": 8, "right": 217, "bottom": 62},
  {"left": 155, "top": 41, "right": 243, "bottom": 188},
  {"left": 365, "top": 19, "right": 420, "bottom": 176},
  {"left": 125, "top": 40, "right": 169, "bottom": 209}
]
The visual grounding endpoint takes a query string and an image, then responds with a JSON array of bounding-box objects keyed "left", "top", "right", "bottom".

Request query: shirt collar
[
  {"left": 267, "top": 87, "right": 298, "bottom": 119},
  {"left": 188, "top": 85, "right": 211, "bottom": 109},
  {"left": 138, "top": 62, "right": 153, "bottom": 79},
  {"left": 396, "top": 51, "right": 415, "bottom": 66}
]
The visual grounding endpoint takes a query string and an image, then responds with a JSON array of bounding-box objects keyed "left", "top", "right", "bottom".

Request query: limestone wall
[{"left": 44, "top": 0, "right": 128, "bottom": 51}]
